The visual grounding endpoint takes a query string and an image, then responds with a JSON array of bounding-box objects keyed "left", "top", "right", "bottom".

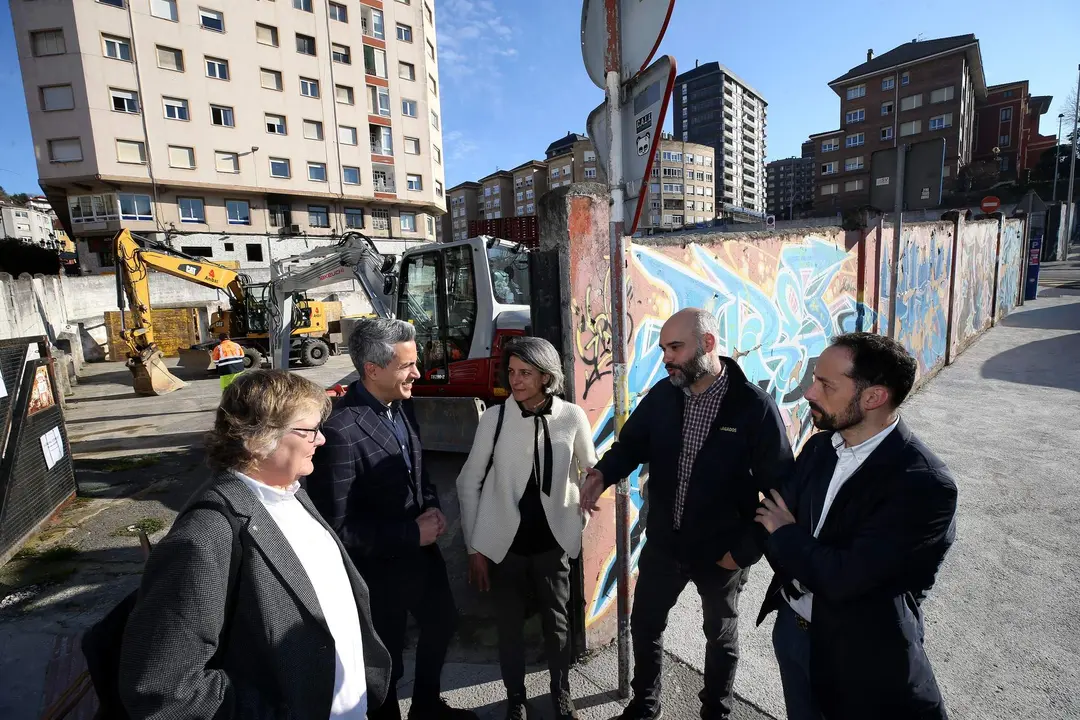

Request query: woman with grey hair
[
  {"left": 456, "top": 337, "right": 597, "bottom": 720},
  {"left": 118, "top": 370, "right": 391, "bottom": 720}
]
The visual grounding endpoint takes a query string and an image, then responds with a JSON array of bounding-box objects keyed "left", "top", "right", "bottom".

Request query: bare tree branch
[{"left": 1059, "top": 88, "right": 1078, "bottom": 140}]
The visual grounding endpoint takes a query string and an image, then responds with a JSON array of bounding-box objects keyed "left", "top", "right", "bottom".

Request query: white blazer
[{"left": 456, "top": 396, "right": 598, "bottom": 563}]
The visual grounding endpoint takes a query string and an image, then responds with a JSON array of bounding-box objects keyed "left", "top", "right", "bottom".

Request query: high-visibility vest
[{"left": 211, "top": 340, "right": 245, "bottom": 364}]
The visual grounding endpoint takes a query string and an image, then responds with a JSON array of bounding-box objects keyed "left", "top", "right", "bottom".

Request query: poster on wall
[
  {"left": 27, "top": 366, "right": 55, "bottom": 416},
  {"left": 40, "top": 426, "right": 65, "bottom": 470}
]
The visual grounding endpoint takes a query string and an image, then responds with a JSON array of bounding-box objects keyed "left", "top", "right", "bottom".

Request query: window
[
  {"left": 269, "top": 158, "right": 291, "bottom": 178},
  {"left": 41, "top": 85, "right": 74, "bottom": 112},
  {"left": 268, "top": 203, "right": 292, "bottom": 227},
  {"left": 404, "top": 137, "right": 421, "bottom": 155},
  {"left": 433, "top": 146, "right": 442, "bottom": 164},
  {"left": 881, "top": 126, "right": 894, "bottom": 141},
  {"left": 215, "top": 151, "right": 239, "bottom": 173},
  {"left": 227, "top": 200, "right": 250, "bottom": 225},
  {"left": 332, "top": 43, "right": 351, "bottom": 64},
  {"left": 265, "top": 114, "right": 287, "bottom": 134},
  {"left": 116, "top": 139, "right": 147, "bottom": 164},
  {"left": 396, "top": 23, "right": 414, "bottom": 42},
  {"left": 999, "top": 134, "right": 1011, "bottom": 147},
  {"left": 399, "top": 61, "right": 416, "bottom": 80},
  {"left": 881, "top": 101, "right": 894, "bottom": 116},
  {"left": 210, "top": 105, "right": 235, "bottom": 127},
  {"left": 821, "top": 183, "right": 838, "bottom": 196},
  {"left": 845, "top": 109, "right": 865, "bottom": 124},
  {"left": 844, "top": 156, "right": 864, "bottom": 171},
  {"left": 402, "top": 99, "right": 418, "bottom": 117},
  {"left": 931, "top": 86, "right": 955, "bottom": 104},
  {"left": 882, "top": 76, "right": 895, "bottom": 91},
  {"left": 821, "top": 161, "right": 837, "bottom": 175},
  {"left": 118, "top": 193, "right": 153, "bottom": 221},
  {"left": 180, "top": 246, "right": 212, "bottom": 257},
  {"left": 156, "top": 46, "right": 184, "bottom": 71},
  {"left": 900, "top": 120, "right": 922, "bottom": 137},
  {"left": 1000, "top": 107, "right": 1013, "bottom": 122},
  {"left": 367, "top": 85, "right": 391, "bottom": 115},
  {"left": 821, "top": 139, "right": 839, "bottom": 152},
  {"left": 296, "top": 33, "right": 317, "bottom": 55},
  {"left": 336, "top": 85, "right": 355, "bottom": 105},
  {"left": 329, "top": 2, "right": 348, "bottom": 21},
  {"left": 400, "top": 212, "right": 417, "bottom": 232},
  {"left": 845, "top": 133, "right": 865, "bottom": 148},
  {"left": 308, "top": 205, "right": 330, "bottom": 227},
  {"left": 300, "top": 77, "right": 320, "bottom": 98},
  {"left": 103, "top": 34, "right": 132, "bottom": 61},
  {"left": 199, "top": 8, "right": 224, "bottom": 32},
  {"left": 426, "top": 41, "right": 435, "bottom": 60},
  {"left": 584, "top": 168, "right": 597, "bottom": 179},
  {"left": 343, "top": 166, "right": 361, "bottom": 185},
  {"left": 434, "top": 180, "right": 443, "bottom": 198},
  {"left": 526, "top": 202, "right": 535, "bottom": 214},
  {"left": 901, "top": 72, "right": 910, "bottom": 86},
  {"left": 246, "top": 244, "right": 263, "bottom": 261},
  {"left": 425, "top": 3, "right": 433, "bottom": 24},
  {"left": 32, "top": 30, "right": 66, "bottom": 57},
  {"left": 48, "top": 138, "right": 82, "bottom": 162},
  {"left": 294, "top": 0, "right": 313, "bottom": 11},
  {"left": 110, "top": 88, "right": 139, "bottom": 113},
  {"left": 371, "top": 126, "right": 393, "bottom": 155},
  {"left": 900, "top": 94, "right": 922, "bottom": 111},
  {"left": 338, "top": 125, "right": 358, "bottom": 146},
  {"left": 364, "top": 8, "right": 386, "bottom": 39},
  {"left": 844, "top": 179, "right": 865, "bottom": 192},
  {"left": 999, "top": 156, "right": 1010, "bottom": 172},
  {"left": 308, "top": 162, "right": 327, "bottom": 182},
  {"left": 846, "top": 84, "right": 866, "bottom": 100},
  {"left": 406, "top": 174, "right": 423, "bottom": 191},
  {"left": 151, "top": 0, "right": 178, "bottom": 21},
  {"left": 205, "top": 57, "right": 229, "bottom": 80},
  {"left": 168, "top": 145, "right": 195, "bottom": 168},
  {"left": 178, "top": 197, "right": 205, "bottom": 223},
  {"left": 431, "top": 111, "right": 439, "bottom": 129},
  {"left": 261, "top": 68, "right": 283, "bottom": 91},
  {"left": 303, "top": 119, "right": 324, "bottom": 140},
  {"left": 364, "top": 47, "right": 388, "bottom": 78},
  {"left": 929, "top": 113, "right": 953, "bottom": 131},
  {"left": 164, "top": 97, "right": 189, "bottom": 120},
  {"left": 345, "top": 208, "right": 364, "bottom": 228},
  {"left": 256, "top": 23, "right": 279, "bottom": 47}
]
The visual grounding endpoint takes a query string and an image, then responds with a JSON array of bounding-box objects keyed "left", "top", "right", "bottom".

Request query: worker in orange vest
[{"left": 211, "top": 333, "right": 246, "bottom": 389}]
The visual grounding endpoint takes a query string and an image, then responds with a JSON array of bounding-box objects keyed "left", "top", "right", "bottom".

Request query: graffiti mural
[
  {"left": 952, "top": 220, "right": 997, "bottom": 355},
  {"left": 891, "top": 224, "right": 953, "bottom": 378},
  {"left": 997, "top": 219, "right": 1023, "bottom": 320},
  {"left": 577, "top": 233, "right": 870, "bottom": 629}
]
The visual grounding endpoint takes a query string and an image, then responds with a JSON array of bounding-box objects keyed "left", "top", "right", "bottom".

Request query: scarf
[{"left": 518, "top": 396, "right": 554, "bottom": 496}]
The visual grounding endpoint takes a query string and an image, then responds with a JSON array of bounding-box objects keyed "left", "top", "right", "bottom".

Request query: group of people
[{"left": 116, "top": 308, "right": 957, "bottom": 720}]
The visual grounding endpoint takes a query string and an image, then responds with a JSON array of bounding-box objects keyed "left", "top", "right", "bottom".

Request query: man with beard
[
  {"left": 579, "top": 308, "right": 794, "bottom": 720},
  {"left": 754, "top": 332, "right": 957, "bottom": 720}
]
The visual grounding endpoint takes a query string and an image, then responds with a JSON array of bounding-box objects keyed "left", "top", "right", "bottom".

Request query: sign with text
[
  {"left": 587, "top": 55, "right": 677, "bottom": 235},
  {"left": 581, "top": 0, "right": 675, "bottom": 88}
]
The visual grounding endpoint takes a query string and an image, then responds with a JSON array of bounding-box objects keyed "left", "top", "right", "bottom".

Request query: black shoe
[
  {"left": 614, "top": 698, "right": 663, "bottom": 720},
  {"left": 553, "top": 691, "right": 580, "bottom": 720},
  {"left": 408, "top": 697, "right": 479, "bottom": 720},
  {"left": 505, "top": 695, "right": 530, "bottom": 720}
]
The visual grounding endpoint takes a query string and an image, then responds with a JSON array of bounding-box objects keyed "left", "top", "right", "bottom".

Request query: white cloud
[
  {"left": 444, "top": 130, "right": 480, "bottom": 162},
  {"left": 437, "top": 0, "right": 519, "bottom": 87}
]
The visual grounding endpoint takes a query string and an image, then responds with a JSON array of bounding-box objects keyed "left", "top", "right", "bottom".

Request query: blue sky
[{"left": 0, "top": 0, "right": 1077, "bottom": 195}]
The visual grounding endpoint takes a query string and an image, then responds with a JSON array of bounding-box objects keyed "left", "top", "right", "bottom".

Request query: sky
[{"left": 0, "top": 0, "right": 1077, "bottom": 196}]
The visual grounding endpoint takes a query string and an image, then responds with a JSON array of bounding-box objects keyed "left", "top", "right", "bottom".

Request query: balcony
[
  {"left": 372, "top": 164, "right": 396, "bottom": 194},
  {"left": 370, "top": 140, "right": 393, "bottom": 156}
]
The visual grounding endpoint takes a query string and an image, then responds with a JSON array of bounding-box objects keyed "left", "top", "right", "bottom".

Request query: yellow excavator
[{"left": 114, "top": 229, "right": 333, "bottom": 395}]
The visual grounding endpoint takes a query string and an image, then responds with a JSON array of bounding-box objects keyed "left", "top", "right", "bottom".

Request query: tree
[
  {"left": 10, "top": 193, "right": 30, "bottom": 206},
  {"left": 958, "top": 159, "right": 1001, "bottom": 192},
  {"left": 1034, "top": 144, "right": 1078, "bottom": 183}
]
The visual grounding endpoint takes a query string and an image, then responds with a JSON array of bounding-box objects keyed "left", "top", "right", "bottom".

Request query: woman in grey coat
[{"left": 119, "top": 370, "right": 391, "bottom": 719}]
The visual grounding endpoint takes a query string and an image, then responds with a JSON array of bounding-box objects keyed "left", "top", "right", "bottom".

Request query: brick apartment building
[
  {"left": 766, "top": 156, "right": 814, "bottom": 219},
  {"left": 972, "top": 81, "right": 1057, "bottom": 180},
  {"left": 811, "top": 35, "right": 987, "bottom": 214}
]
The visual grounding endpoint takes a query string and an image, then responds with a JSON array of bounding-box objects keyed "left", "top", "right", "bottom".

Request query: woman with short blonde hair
[{"left": 119, "top": 370, "right": 392, "bottom": 720}]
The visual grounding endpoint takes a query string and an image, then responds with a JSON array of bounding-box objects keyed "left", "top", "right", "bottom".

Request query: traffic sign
[
  {"left": 587, "top": 55, "right": 677, "bottom": 235},
  {"left": 581, "top": 0, "right": 675, "bottom": 88},
  {"left": 981, "top": 195, "right": 1001, "bottom": 213}
]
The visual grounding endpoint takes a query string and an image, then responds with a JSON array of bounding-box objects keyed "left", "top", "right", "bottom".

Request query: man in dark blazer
[
  {"left": 755, "top": 332, "right": 958, "bottom": 720},
  {"left": 308, "top": 318, "right": 477, "bottom": 720},
  {"left": 579, "top": 308, "right": 795, "bottom": 720}
]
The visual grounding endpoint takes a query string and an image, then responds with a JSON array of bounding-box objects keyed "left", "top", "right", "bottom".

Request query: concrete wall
[
  {"left": 0, "top": 273, "right": 70, "bottom": 343},
  {"left": 997, "top": 219, "right": 1024, "bottom": 320},
  {"left": 950, "top": 217, "right": 997, "bottom": 357},
  {"left": 892, "top": 222, "right": 954, "bottom": 379}
]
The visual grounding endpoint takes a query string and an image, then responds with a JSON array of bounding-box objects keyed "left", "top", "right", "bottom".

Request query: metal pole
[
  {"left": 603, "top": 0, "right": 632, "bottom": 700},
  {"left": 1064, "top": 64, "right": 1080, "bottom": 262},
  {"left": 887, "top": 144, "right": 906, "bottom": 339},
  {"left": 1052, "top": 114, "right": 1063, "bottom": 203}
]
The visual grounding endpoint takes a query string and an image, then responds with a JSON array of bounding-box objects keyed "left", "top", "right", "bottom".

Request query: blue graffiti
[
  {"left": 997, "top": 222, "right": 1023, "bottom": 317},
  {"left": 892, "top": 229, "right": 952, "bottom": 375}
]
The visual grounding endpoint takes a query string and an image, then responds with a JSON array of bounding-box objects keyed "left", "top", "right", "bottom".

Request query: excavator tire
[
  {"left": 128, "top": 347, "right": 187, "bottom": 396},
  {"left": 243, "top": 346, "right": 265, "bottom": 369},
  {"left": 300, "top": 339, "right": 330, "bottom": 367}
]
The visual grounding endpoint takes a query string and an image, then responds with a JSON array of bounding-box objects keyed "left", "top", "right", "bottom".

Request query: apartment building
[
  {"left": 641, "top": 137, "right": 716, "bottom": 232},
  {"left": 673, "top": 61, "right": 768, "bottom": 216},
  {"left": 972, "top": 81, "right": 1056, "bottom": 179},
  {"left": 511, "top": 161, "right": 547, "bottom": 218},
  {"left": 766, "top": 156, "right": 815, "bottom": 219},
  {"left": 0, "top": 203, "right": 60, "bottom": 247},
  {"left": 544, "top": 132, "right": 599, "bottom": 187},
  {"left": 444, "top": 180, "right": 480, "bottom": 242},
  {"left": 11, "top": 0, "right": 445, "bottom": 272},
  {"left": 478, "top": 170, "right": 513, "bottom": 221},
  {"left": 813, "top": 35, "right": 986, "bottom": 214}
]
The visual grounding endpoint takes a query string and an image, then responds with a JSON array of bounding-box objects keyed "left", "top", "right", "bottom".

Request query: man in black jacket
[
  {"left": 579, "top": 308, "right": 795, "bottom": 720},
  {"left": 755, "top": 332, "right": 957, "bottom": 720},
  {"left": 308, "top": 318, "right": 477, "bottom": 720}
]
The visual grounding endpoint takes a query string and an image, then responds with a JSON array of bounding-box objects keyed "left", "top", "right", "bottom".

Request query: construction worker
[{"left": 211, "top": 333, "right": 246, "bottom": 389}]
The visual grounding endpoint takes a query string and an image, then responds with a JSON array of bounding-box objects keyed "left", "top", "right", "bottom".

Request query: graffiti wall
[
  {"left": 951, "top": 219, "right": 998, "bottom": 356},
  {"left": 997, "top": 219, "right": 1024, "bottom": 320},
  {"left": 890, "top": 223, "right": 954, "bottom": 379}
]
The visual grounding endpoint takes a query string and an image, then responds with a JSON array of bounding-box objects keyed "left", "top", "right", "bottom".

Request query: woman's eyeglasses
[{"left": 284, "top": 426, "right": 322, "bottom": 443}]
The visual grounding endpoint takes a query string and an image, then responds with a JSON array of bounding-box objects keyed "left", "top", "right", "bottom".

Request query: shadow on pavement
[
  {"left": 69, "top": 431, "right": 207, "bottom": 456},
  {"left": 66, "top": 409, "right": 213, "bottom": 425},
  {"left": 1001, "top": 302, "right": 1080, "bottom": 331},
  {"left": 980, "top": 332, "right": 1080, "bottom": 391}
]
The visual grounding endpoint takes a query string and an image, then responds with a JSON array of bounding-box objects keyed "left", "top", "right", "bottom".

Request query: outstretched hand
[
  {"left": 580, "top": 468, "right": 605, "bottom": 516},
  {"left": 755, "top": 489, "right": 795, "bottom": 534}
]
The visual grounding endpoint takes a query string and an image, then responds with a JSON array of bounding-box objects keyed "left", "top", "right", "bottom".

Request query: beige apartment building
[
  {"left": 444, "top": 179, "right": 480, "bottom": 242},
  {"left": 511, "top": 160, "right": 547, "bottom": 217},
  {"left": 478, "top": 169, "right": 513, "bottom": 220},
  {"left": 642, "top": 137, "right": 716, "bottom": 232},
  {"left": 11, "top": 0, "right": 445, "bottom": 272},
  {"left": 544, "top": 132, "right": 599, "bottom": 187}
]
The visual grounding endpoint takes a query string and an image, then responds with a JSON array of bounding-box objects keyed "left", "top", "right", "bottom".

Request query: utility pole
[
  {"left": 1053, "top": 113, "right": 1064, "bottom": 203},
  {"left": 887, "top": 144, "right": 907, "bottom": 340},
  {"left": 1065, "top": 63, "right": 1080, "bottom": 261}
]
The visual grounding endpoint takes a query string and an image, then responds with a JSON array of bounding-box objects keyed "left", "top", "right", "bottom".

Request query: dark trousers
[
  {"left": 491, "top": 548, "right": 572, "bottom": 699},
  {"left": 364, "top": 545, "right": 458, "bottom": 720},
  {"left": 772, "top": 603, "right": 822, "bottom": 720},
  {"left": 631, "top": 542, "right": 747, "bottom": 720}
]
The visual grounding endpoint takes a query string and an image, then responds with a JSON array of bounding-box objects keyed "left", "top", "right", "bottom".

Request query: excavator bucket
[
  {"left": 128, "top": 348, "right": 187, "bottom": 396},
  {"left": 176, "top": 345, "right": 214, "bottom": 371}
]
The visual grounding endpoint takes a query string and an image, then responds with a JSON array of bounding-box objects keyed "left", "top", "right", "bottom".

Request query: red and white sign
[
  {"left": 981, "top": 196, "right": 1001, "bottom": 214},
  {"left": 580, "top": 0, "right": 675, "bottom": 88}
]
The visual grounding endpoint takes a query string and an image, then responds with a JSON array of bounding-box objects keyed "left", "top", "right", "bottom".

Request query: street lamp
[{"left": 1053, "top": 113, "right": 1064, "bottom": 202}]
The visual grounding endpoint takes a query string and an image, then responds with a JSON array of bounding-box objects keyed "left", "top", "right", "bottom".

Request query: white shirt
[
  {"left": 784, "top": 416, "right": 900, "bottom": 622},
  {"left": 235, "top": 472, "right": 368, "bottom": 719}
]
